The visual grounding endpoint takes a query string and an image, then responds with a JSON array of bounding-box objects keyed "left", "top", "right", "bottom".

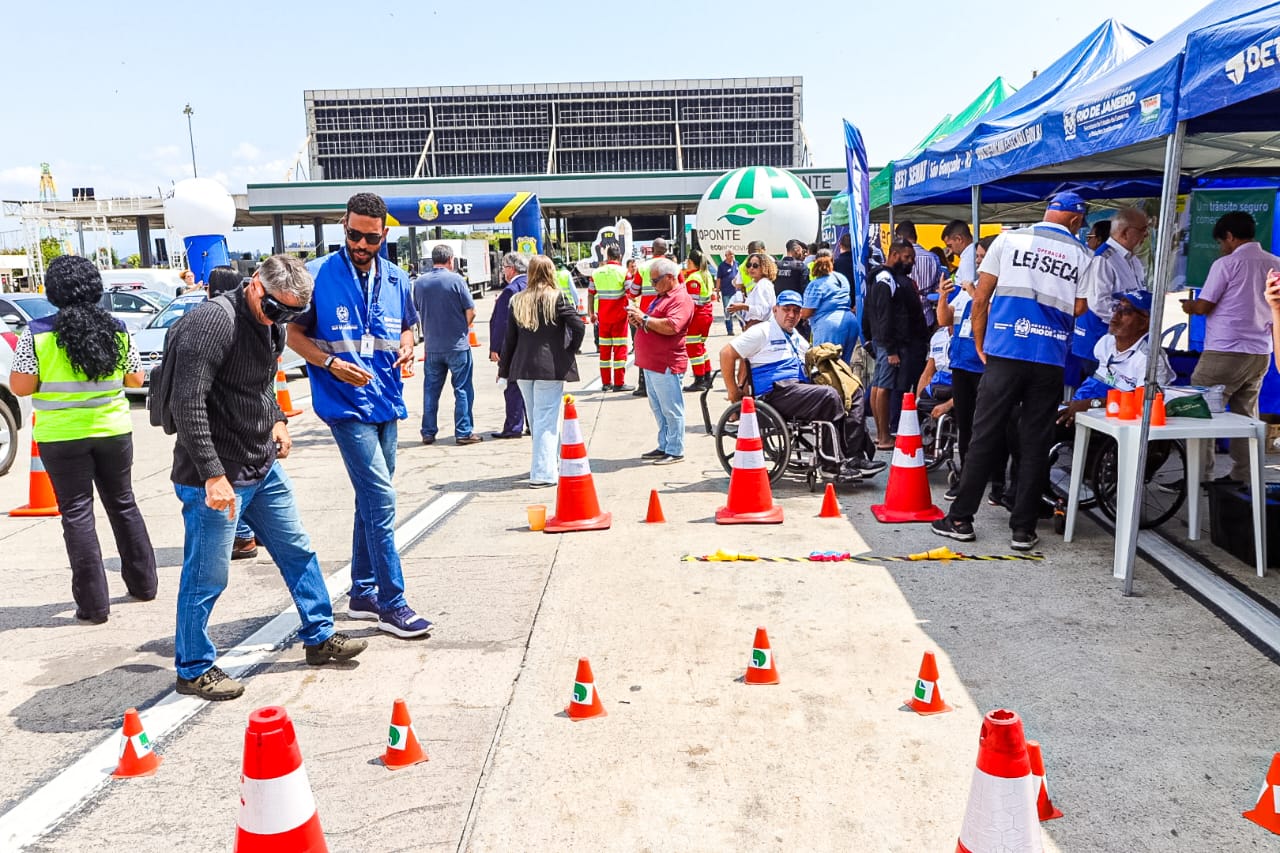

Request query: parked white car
[
  {"left": 99, "top": 269, "right": 188, "bottom": 300},
  {"left": 0, "top": 319, "right": 32, "bottom": 476}
]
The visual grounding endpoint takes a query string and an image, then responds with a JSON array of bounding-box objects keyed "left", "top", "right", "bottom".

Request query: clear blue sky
[{"left": 0, "top": 0, "right": 1207, "bottom": 255}]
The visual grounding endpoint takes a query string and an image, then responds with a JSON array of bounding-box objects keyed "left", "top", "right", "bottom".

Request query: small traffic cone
[
  {"left": 10, "top": 418, "right": 59, "bottom": 517},
  {"left": 1118, "top": 388, "right": 1138, "bottom": 420},
  {"left": 871, "top": 393, "right": 943, "bottom": 523},
  {"left": 1105, "top": 388, "right": 1121, "bottom": 417},
  {"left": 468, "top": 324, "right": 480, "bottom": 347},
  {"left": 744, "top": 626, "right": 779, "bottom": 685},
  {"left": 566, "top": 658, "right": 607, "bottom": 721},
  {"left": 1026, "top": 740, "right": 1063, "bottom": 821},
  {"left": 1244, "top": 752, "right": 1280, "bottom": 835},
  {"left": 275, "top": 359, "right": 303, "bottom": 418},
  {"left": 956, "top": 709, "right": 1042, "bottom": 853},
  {"left": 112, "top": 708, "right": 162, "bottom": 778},
  {"left": 235, "top": 706, "right": 327, "bottom": 852},
  {"left": 545, "top": 395, "right": 611, "bottom": 532},
  {"left": 1151, "top": 391, "right": 1167, "bottom": 426},
  {"left": 905, "top": 650, "right": 953, "bottom": 715},
  {"left": 716, "top": 397, "right": 783, "bottom": 524},
  {"left": 819, "top": 483, "right": 840, "bottom": 518},
  {"left": 645, "top": 489, "right": 666, "bottom": 523},
  {"left": 382, "top": 698, "right": 428, "bottom": 770}
]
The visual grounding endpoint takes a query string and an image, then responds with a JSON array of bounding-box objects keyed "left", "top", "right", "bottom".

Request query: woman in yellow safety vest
[{"left": 9, "top": 255, "right": 156, "bottom": 624}]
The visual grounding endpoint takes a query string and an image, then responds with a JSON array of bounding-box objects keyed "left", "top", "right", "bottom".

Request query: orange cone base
[
  {"left": 565, "top": 703, "right": 607, "bottom": 721},
  {"left": 715, "top": 504, "right": 784, "bottom": 524},
  {"left": 1244, "top": 809, "right": 1280, "bottom": 835},
  {"left": 745, "top": 671, "right": 779, "bottom": 686},
  {"left": 545, "top": 511, "right": 612, "bottom": 533},
  {"left": 113, "top": 753, "right": 162, "bottom": 778},
  {"left": 870, "top": 502, "right": 944, "bottom": 523},
  {"left": 235, "top": 813, "right": 325, "bottom": 852},
  {"left": 1039, "top": 797, "right": 1064, "bottom": 821},
  {"left": 9, "top": 505, "right": 60, "bottom": 517},
  {"left": 384, "top": 752, "right": 428, "bottom": 771},
  {"left": 906, "top": 698, "right": 953, "bottom": 716},
  {"left": 281, "top": 408, "right": 304, "bottom": 418}
]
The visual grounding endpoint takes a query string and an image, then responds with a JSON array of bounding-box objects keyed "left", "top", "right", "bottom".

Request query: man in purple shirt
[{"left": 1182, "top": 211, "right": 1280, "bottom": 481}]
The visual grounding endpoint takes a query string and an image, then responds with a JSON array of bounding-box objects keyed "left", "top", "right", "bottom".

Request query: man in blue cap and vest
[
  {"left": 932, "top": 191, "right": 1094, "bottom": 552},
  {"left": 288, "top": 192, "right": 433, "bottom": 639}
]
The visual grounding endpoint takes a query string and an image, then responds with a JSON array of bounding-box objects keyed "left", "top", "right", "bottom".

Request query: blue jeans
[
  {"left": 328, "top": 419, "right": 408, "bottom": 612},
  {"left": 235, "top": 520, "right": 254, "bottom": 539},
  {"left": 421, "top": 348, "right": 475, "bottom": 438},
  {"left": 517, "top": 379, "right": 564, "bottom": 483},
  {"left": 173, "top": 462, "right": 333, "bottom": 680},
  {"left": 643, "top": 368, "right": 685, "bottom": 457}
]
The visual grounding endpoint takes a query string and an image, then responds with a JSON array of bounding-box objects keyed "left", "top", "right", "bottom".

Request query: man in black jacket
[
  {"left": 169, "top": 254, "right": 366, "bottom": 701},
  {"left": 866, "top": 239, "right": 928, "bottom": 447}
]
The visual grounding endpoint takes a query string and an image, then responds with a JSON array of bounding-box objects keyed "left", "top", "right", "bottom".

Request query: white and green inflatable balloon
[{"left": 695, "top": 166, "right": 819, "bottom": 265}]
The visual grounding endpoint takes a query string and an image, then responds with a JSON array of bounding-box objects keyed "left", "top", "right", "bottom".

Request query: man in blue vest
[{"left": 288, "top": 193, "right": 432, "bottom": 640}]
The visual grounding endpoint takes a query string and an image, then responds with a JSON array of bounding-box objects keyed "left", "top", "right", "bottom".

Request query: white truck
[{"left": 418, "top": 239, "right": 494, "bottom": 298}]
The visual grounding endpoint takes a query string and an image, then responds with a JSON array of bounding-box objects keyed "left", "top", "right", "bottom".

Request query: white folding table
[{"left": 1063, "top": 410, "right": 1268, "bottom": 581}]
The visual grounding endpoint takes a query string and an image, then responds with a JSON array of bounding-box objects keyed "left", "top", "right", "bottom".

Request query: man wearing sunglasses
[
  {"left": 1071, "top": 207, "right": 1150, "bottom": 383},
  {"left": 288, "top": 192, "right": 432, "bottom": 641},
  {"left": 168, "top": 255, "right": 367, "bottom": 701}
]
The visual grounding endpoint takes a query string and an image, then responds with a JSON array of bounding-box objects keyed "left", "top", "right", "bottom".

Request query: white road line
[{"left": 0, "top": 491, "right": 468, "bottom": 852}]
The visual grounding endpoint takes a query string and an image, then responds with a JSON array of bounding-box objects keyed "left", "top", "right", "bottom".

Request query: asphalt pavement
[{"left": 0, "top": 297, "right": 1277, "bottom": 852}]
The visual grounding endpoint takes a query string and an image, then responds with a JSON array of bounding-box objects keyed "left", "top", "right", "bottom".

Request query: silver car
[
  {"left": 0, "top": 319, "right": 32, "bottom": 476},
  {"left": 99, "top": 287, "right": 165, "bottom": 332}
]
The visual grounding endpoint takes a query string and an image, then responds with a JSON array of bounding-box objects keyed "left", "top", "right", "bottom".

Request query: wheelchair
[
  {"left": 916, "top": 388, "right": 960, "bottom": 485},
  {"left": 699, "top": 369, "right": 853, "bottom": 493},
  {"left": 1043, "top": 430, "right": 1188, "bottom": 534}
]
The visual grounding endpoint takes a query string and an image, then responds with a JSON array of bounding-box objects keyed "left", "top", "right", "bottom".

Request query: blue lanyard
[{"left": 340, "top": 249, "right": 381, "bottom": 334}]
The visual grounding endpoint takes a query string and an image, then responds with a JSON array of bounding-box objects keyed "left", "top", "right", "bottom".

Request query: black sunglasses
[
  {"left": 747, "top": 262, "right": 761, "bottom": 269},
  {"left": 345, "top": 226, "right": 384, "bottom": 246},
  {"left": 260, "top": 289, "right": 309, "bottom": 324}
]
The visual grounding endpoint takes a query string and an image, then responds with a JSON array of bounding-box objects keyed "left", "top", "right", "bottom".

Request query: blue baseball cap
[
  {"left": 1117, "top": 290, "right": 1154, "bottom": 313},
  {"left": 775, "top": 290, "right": 804, "bottom": 308},
  {"left": 1047, "top": 191, "right": 1087, "bottom": 214}
]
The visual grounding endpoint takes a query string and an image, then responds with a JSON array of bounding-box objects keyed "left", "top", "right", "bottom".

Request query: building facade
[{"left": 306, "top": 77, "right": 807, "bottom": 181}]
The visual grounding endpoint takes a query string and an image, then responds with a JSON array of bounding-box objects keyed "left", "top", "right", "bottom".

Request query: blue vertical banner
[{"left": 843, "top": 119, "right": 872, "bottom": 340}]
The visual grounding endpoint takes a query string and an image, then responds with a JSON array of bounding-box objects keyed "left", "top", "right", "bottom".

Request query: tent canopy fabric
[
  {"left": 868, "top": 77, "right": 1016, "bottom": 210},
  {"left": 891, "top": 18, "right": 1152, "bottom": 206}
]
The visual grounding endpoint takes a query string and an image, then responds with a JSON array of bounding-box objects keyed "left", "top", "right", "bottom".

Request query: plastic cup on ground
[{"left": 526, "top": 505, "right": 547, "bottom": 531}]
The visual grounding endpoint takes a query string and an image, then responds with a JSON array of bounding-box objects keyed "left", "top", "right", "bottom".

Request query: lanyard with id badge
[{"left": 343, "top": 249, "right": 382, "bottom": 358}]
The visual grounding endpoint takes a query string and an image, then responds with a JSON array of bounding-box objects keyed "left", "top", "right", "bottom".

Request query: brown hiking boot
[
  {"left": 175, "top": 665, "right": 245, "bottom": 701},
  {"left": 304, "top": 631, "right": 368, "bottom": 665}
]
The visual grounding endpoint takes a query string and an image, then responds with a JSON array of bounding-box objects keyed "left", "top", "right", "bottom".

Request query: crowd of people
[{"left": 11, "top": 188, "right": 1280, "bottom": 699}]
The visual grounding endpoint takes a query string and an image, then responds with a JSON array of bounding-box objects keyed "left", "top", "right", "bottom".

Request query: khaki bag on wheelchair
[{"left": 805, "top": 343, "right": 863, "bottom": 413}]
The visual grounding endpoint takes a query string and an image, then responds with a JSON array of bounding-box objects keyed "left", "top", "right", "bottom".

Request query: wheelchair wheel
[
  {"left": 714, "top": 399, "right": 791, "bottom": 484},
  {"left": 1089, "top": 439, "right": 1187, "bottom": 529}
]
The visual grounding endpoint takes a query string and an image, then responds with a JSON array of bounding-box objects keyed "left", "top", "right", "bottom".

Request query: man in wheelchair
[{"left": 718, "top": 290, "right": 885, "bottom": 483}]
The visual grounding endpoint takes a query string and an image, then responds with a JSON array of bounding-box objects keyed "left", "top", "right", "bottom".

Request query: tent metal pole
[
  {"left": 888, "top": 204, "right": 894, "bottom": 235},
  {"left": 971, "top": 185, "right": 982, "bottom": 239},
  {"left": 1119, "top": 120, "right": 1186, "bottom": 597}
]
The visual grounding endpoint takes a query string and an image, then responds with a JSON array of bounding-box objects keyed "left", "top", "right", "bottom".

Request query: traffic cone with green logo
[
  {"left": 1244, "top": 752, "right": 1280, "bottom": 835},
  {"left": 566, "top": 658, "right": 606, "bottom": 721},
  {"left": 382, "top": 698, "right": 428, "bottom": 770},
  {"left": 744, "top": 626, "right": 779, "bottom": 685},
  {"left": 112, "top": 707, "right": 161, "bottom": 778},
  {"left": 905, "top": 650, "right": 952, "bottom": 715}
]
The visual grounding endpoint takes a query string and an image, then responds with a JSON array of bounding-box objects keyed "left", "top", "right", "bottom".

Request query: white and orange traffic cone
[
  {"left": 716, "top": 397, "right": 783, "bottom": 524},
  {"left": 382, "top": 698, "right": 428, "bottom": 770},
  {"left": 112, "top": 708, "right": 161, "bottom": 778},
  {"left": 566, "top": 658, "right": 607, "bottom": 721},
  {"left": 10, "top": 417, "right": 59, "bottom": 517},
  {"left": 905, "top": 650, "right": 953, "bottom": 715},
  {"left": 871, "top": 392, "right": 943, "bottom": 523},
  {"left": 1026, "top": 740, "right": 1063, "bottom": 821},
  {"left": 1244, "top": 752, "right": 1280, "bottom": 835},
  {"left": 468, "top": 324, "right": 480, "bottom": 347},
  {"left": 545, "top": 395, "right": 611, "bottom": 533},
  {"left": 235, "top": 706, "right": 327, "bottom": 852},
  {"left": 744, "top": 626, "right": 779, "bottom": 685},
  {"left": 957, "top": 708, "right": 1043, "bottom": 853},
  {"left": 275, "top": 359, "right": 303, "bottom": 418}
]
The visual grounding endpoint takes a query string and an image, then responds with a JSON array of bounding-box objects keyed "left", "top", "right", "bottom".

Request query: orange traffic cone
[
  {"left": 716, "top": 397, "right": 783, "bottom": 524},
  {"left": 1026, "top": 740, "right": 1063, "bottom": 821},
  {"left": 468, "top": 324, "right": 480, "bottom": 347},
  {"left": 1118, "top": 388, "right": 1138, "bottom": 420},
  {"left": 1151, "top": 391, "right": 1167, "bottom": 427},
  {"left": 275, "top": 359, "right": 303, "bottom": 418},
  {"left": 645, "top": 489, "right": 666, "bottom": 523},
  {"left": 957, "top": 709, "right": 1042, "bottom": 853},
  {"left": 1244, "top": 752, "right": 1280, "bottom": 835},
  {"left": 905, "top": 650, "right": 953, "bottom": 715},
  {"left": 871, "top": 393, "right": 943, "bottom": 523},
  {"left": 112, "top": 707, "right": 162, "bottom": 778},
  {"left": 1106, "top": 388, "right": 1121, "bottom": 417},
  {"left": 819, "top": 483, "right": 840, "bottom": 518},
  {"left": 382, "top": 698, "right": 428, "bottom": 770},
  {"left": 10, "top": 418, "right": 59, "bottom": 517},
  {"left": 235, "top": 706, "right": 327, "bottom": 852},
  {"left": 744, "top": 626, "right": 779, "bottom": 685},
  {"left": 566, "top": 657, "right": 607, "bottom": 721},
  {"left": 545, "top": 395, "right": 611, "bottom": 532}
]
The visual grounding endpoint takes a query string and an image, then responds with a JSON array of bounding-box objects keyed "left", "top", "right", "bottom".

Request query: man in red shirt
[{"left": 627, "top": 257, "right": 693, "bottom": 464}]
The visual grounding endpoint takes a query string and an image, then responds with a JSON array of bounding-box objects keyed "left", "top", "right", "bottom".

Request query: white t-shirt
[
  {"left": 1091, "top": 334, "right": 1171, "bottom": 391},
  {"left": 731, "top": 315, "right": 808, "bottom": 395},
  {"left": 927, "top": 328, "right": 951, "bottom": 374},
  {"left": 744, "top": 278, "right": 776, "bottom": 323},
  {"left": 957, "top": 242, "right": 977, "bottom": 284}
]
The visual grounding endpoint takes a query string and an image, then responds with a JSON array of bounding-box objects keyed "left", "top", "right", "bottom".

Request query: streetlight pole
[{"left": 183, "top": 103, "right": 198, "bottom": 177}]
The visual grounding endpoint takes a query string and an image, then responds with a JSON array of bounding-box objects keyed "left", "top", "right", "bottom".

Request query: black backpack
[{"left": 147, "top": 296, "right": 236, "bottom": 434}]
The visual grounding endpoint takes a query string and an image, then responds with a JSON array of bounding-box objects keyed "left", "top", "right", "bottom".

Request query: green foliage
[
  {"left": 124, "top": 253, "right": 141, "bottom": 268},
  {"left": 40, "top": 237, "right": 63, "bottom": 268}
]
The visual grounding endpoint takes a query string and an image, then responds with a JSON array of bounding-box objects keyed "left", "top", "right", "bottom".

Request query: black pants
[
  {"left": 948, "top": 355, "right": 1062, "bottom": 532},
  {"left": 891, "top": 338, "right": 929, "bottom": 431},
  {"left": 762, "top": 380, "right": 873, "bottom": 464},
  {"left": 40, "top": 433, "right": 157, "bottom": 619},
  {"left": 951, "top": 367, "right": 1007, "bottom": 489}
]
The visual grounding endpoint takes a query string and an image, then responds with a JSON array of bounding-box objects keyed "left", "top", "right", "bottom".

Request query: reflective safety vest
[
  {"left": 637, "top": 258, "right": 658, "bottom": 297},
  {"left": 686, "top": 270, "right": 714, "bottom": 306},
  {"left": 304, "top": 249, "right": 412, "bottom": 424},
  {"left": 556, "top": 269, "right": 580, "bottom": 311},
  {"left": 29, "top": 316, "right": 131, "bottom": 443},
  {"left": 590, "top": 263, "right": 627, "bottom": 300}
]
